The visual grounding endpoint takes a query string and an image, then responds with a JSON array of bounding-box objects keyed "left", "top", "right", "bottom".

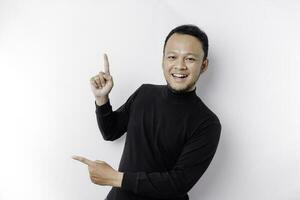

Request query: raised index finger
[
  {"left": 72, "top": 155, "right": 94, "bottom": 166},
  {"left": 103, "top": 53, "right": 110, "bottom": 74}
]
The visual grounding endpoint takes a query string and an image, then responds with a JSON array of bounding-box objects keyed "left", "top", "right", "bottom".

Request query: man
[{"left": 72, "top": 24, "right": 221, "bottom": 200}]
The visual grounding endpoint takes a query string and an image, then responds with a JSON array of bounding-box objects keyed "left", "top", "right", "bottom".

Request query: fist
[{"left": 90, "top": 53, "right": 114, "bottom": 97}]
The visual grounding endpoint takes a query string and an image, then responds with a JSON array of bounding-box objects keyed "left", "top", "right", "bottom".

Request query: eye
[
  {"left": 187, "top": 58, "right": 196, "bottom": 61},
  {"left": 167, "top": 56, "right": 176, "bottom": 60}
]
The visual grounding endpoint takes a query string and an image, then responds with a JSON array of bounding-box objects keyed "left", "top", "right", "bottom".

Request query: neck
[
  {"left": 163, "top": 84, "right": 197, "bottom": 103},
  {"left": 166, "top": 84, "right": 196, "bottom": 94}
]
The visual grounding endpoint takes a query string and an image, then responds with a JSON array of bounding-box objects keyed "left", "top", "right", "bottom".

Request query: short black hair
[{"left": 163, "top": 24, "right": 209, "bottom": 60}]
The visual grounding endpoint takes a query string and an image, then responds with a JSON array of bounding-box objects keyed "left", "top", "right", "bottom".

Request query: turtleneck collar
[{"left": 163, "top": 84, "right": 197, "bottom": 103}]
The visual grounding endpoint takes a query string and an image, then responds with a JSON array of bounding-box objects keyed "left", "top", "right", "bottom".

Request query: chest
[{"left": 128, "top": 98, "right": 198, "bottom": 162}]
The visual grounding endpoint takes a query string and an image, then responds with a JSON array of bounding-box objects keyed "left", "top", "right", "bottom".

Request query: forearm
[{"left": 120, "top": 170, "right": 188, "bottom": 198}]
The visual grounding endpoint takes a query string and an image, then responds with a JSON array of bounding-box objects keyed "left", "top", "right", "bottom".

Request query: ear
[{"left": 200, "top": 58, "right": 209, "bottom": 74}]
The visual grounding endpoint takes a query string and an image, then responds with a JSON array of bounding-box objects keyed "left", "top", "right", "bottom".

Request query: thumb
[{"left": 103, "top": 74, "right": 112, "bottom": 80}]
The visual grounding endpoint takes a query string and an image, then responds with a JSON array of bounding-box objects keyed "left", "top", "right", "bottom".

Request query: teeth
[{"left": 172, "top": 73, "right": 187, "bottom": 78}]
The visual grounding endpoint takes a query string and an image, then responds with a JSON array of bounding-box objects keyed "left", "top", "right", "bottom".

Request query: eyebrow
[{"left": 166, "top": 51, "right": 199, "bottom": 56}]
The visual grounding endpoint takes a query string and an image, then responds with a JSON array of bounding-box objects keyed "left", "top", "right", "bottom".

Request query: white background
[{"left": 0, "top": 0, "right": 299, "bottom": 199}]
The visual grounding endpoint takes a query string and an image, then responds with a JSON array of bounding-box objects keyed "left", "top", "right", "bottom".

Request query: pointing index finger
[
  {"left": 72, "top": 155, "right": 94, "bottom": 166},
  {"left": 103, "top": 53, "right": 110, "bottom": 74}
]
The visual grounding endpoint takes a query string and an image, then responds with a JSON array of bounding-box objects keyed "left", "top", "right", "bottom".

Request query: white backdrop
[{"left": 0, "top": 0, "right": 299, "bottom": 200}]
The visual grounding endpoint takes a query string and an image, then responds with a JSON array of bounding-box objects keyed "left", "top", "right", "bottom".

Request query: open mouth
[{"left": 171, "top": 73, "right": 188, "bottom": 81}]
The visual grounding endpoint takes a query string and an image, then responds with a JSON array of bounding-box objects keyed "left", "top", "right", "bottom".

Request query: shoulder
[
  {"left": 128, "top": 83, "right": 161, "bottom": 103},
  {"left": 190, "top": 98, "right": 222, "bottom": 139},
  {"left": 188, "top": 112, "right": 221, "bottom": 145},
  {"left": 140, "top": 83, "right": 163, "bottom": 90},
  {"left": 137, "top": 83, "right": 164, "bottom": 94},
  {"left": 191, "top": 96, "right": 221, "bottom": 126}
]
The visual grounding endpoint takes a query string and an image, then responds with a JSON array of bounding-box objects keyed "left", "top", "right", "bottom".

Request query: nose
[{"left": 174, "top": 58, "right": 187, "bottom": 70}]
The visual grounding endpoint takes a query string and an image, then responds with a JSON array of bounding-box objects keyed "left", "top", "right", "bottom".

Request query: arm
[
  {"left": 95, "top": 84, "right": 143, "bottom": 141},
  {"left": 120, "top": 119, "right": 222, "bottom": 199}
]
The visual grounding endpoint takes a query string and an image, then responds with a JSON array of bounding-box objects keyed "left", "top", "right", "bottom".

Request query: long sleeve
[
  {"left": 120, "top": 118, "right": 221, "bottom": 199},
  {"left": 95, "top": 84, "right": 143, "bottom": 141}
]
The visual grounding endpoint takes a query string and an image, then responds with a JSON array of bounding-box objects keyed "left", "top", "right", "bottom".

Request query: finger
[
  {"left": 98, "top": 72, "right": 106, "bottom": 87},
  {"left": 93, "top": 79, "right": 100, "bottom": 89},
  {"left": 72, "top": 155, "right": 94, "bottom": 166},
  {"left": 94, "top": 76, "right": 102, "bottom": 88},
  {"left": 90, "top": 176, "right": 96, "bottom": 183},
  {"left": 103, "top": 53, "right": 110, "bottom": 75},
  {"left": 90, "top": 77, "right": 99, "bottom": 89},
  {"left": 103, "top": 73, "right": 112, "bottom": 81},
  {"left": 95, "top": 160, "right": 105, "bottom": 164}
]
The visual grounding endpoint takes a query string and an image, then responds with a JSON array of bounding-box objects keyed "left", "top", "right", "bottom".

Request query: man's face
[{"left": 162, "top": 33, "right": 208, "bottom": 92}]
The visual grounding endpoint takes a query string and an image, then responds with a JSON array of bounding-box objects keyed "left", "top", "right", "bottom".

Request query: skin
[
  {"left": 162, "top": 33, "right": 209, "bottom": 92},
  {"left": 72, "top": 155, "right": 123, "bottom": 187},
  {"left": 90, "top": 53, "right": 113, "bottom": 106},
  {"left": 72, "top": 54, "right": 123, "bottom": 187},
  {"left": 72, "top": 33, "right": 210, "bottom": 188}
]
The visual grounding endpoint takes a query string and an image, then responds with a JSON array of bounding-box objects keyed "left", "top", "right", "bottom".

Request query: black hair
[{"left": 163, "top": 24, "right": 209, "bottom": 60}]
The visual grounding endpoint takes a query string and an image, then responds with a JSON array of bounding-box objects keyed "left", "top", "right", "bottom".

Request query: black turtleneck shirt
[{"left": 95, "top": 83, "right": 221, "bottom": 200}]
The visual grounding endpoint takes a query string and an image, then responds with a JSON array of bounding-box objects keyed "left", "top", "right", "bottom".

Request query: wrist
[
  {"left": 110, "top": 171, "right": 123, "bottom": 188},
  {"left": 95, "top": 96, "right": 109, "bottom": 106}
]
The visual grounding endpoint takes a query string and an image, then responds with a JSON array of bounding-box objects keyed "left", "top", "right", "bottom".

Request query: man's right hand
[{"left": 90, "top": 53, "right": 114, "bottom": 99}]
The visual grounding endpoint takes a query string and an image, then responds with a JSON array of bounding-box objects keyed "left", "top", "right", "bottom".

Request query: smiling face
[{"left": 162, "top": 33, "right": 208, "bottom": 92}]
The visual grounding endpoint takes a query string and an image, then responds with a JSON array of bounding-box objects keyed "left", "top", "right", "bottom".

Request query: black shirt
[{"left": 95, "top": 83, "right": 221, "bottom": 200}]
